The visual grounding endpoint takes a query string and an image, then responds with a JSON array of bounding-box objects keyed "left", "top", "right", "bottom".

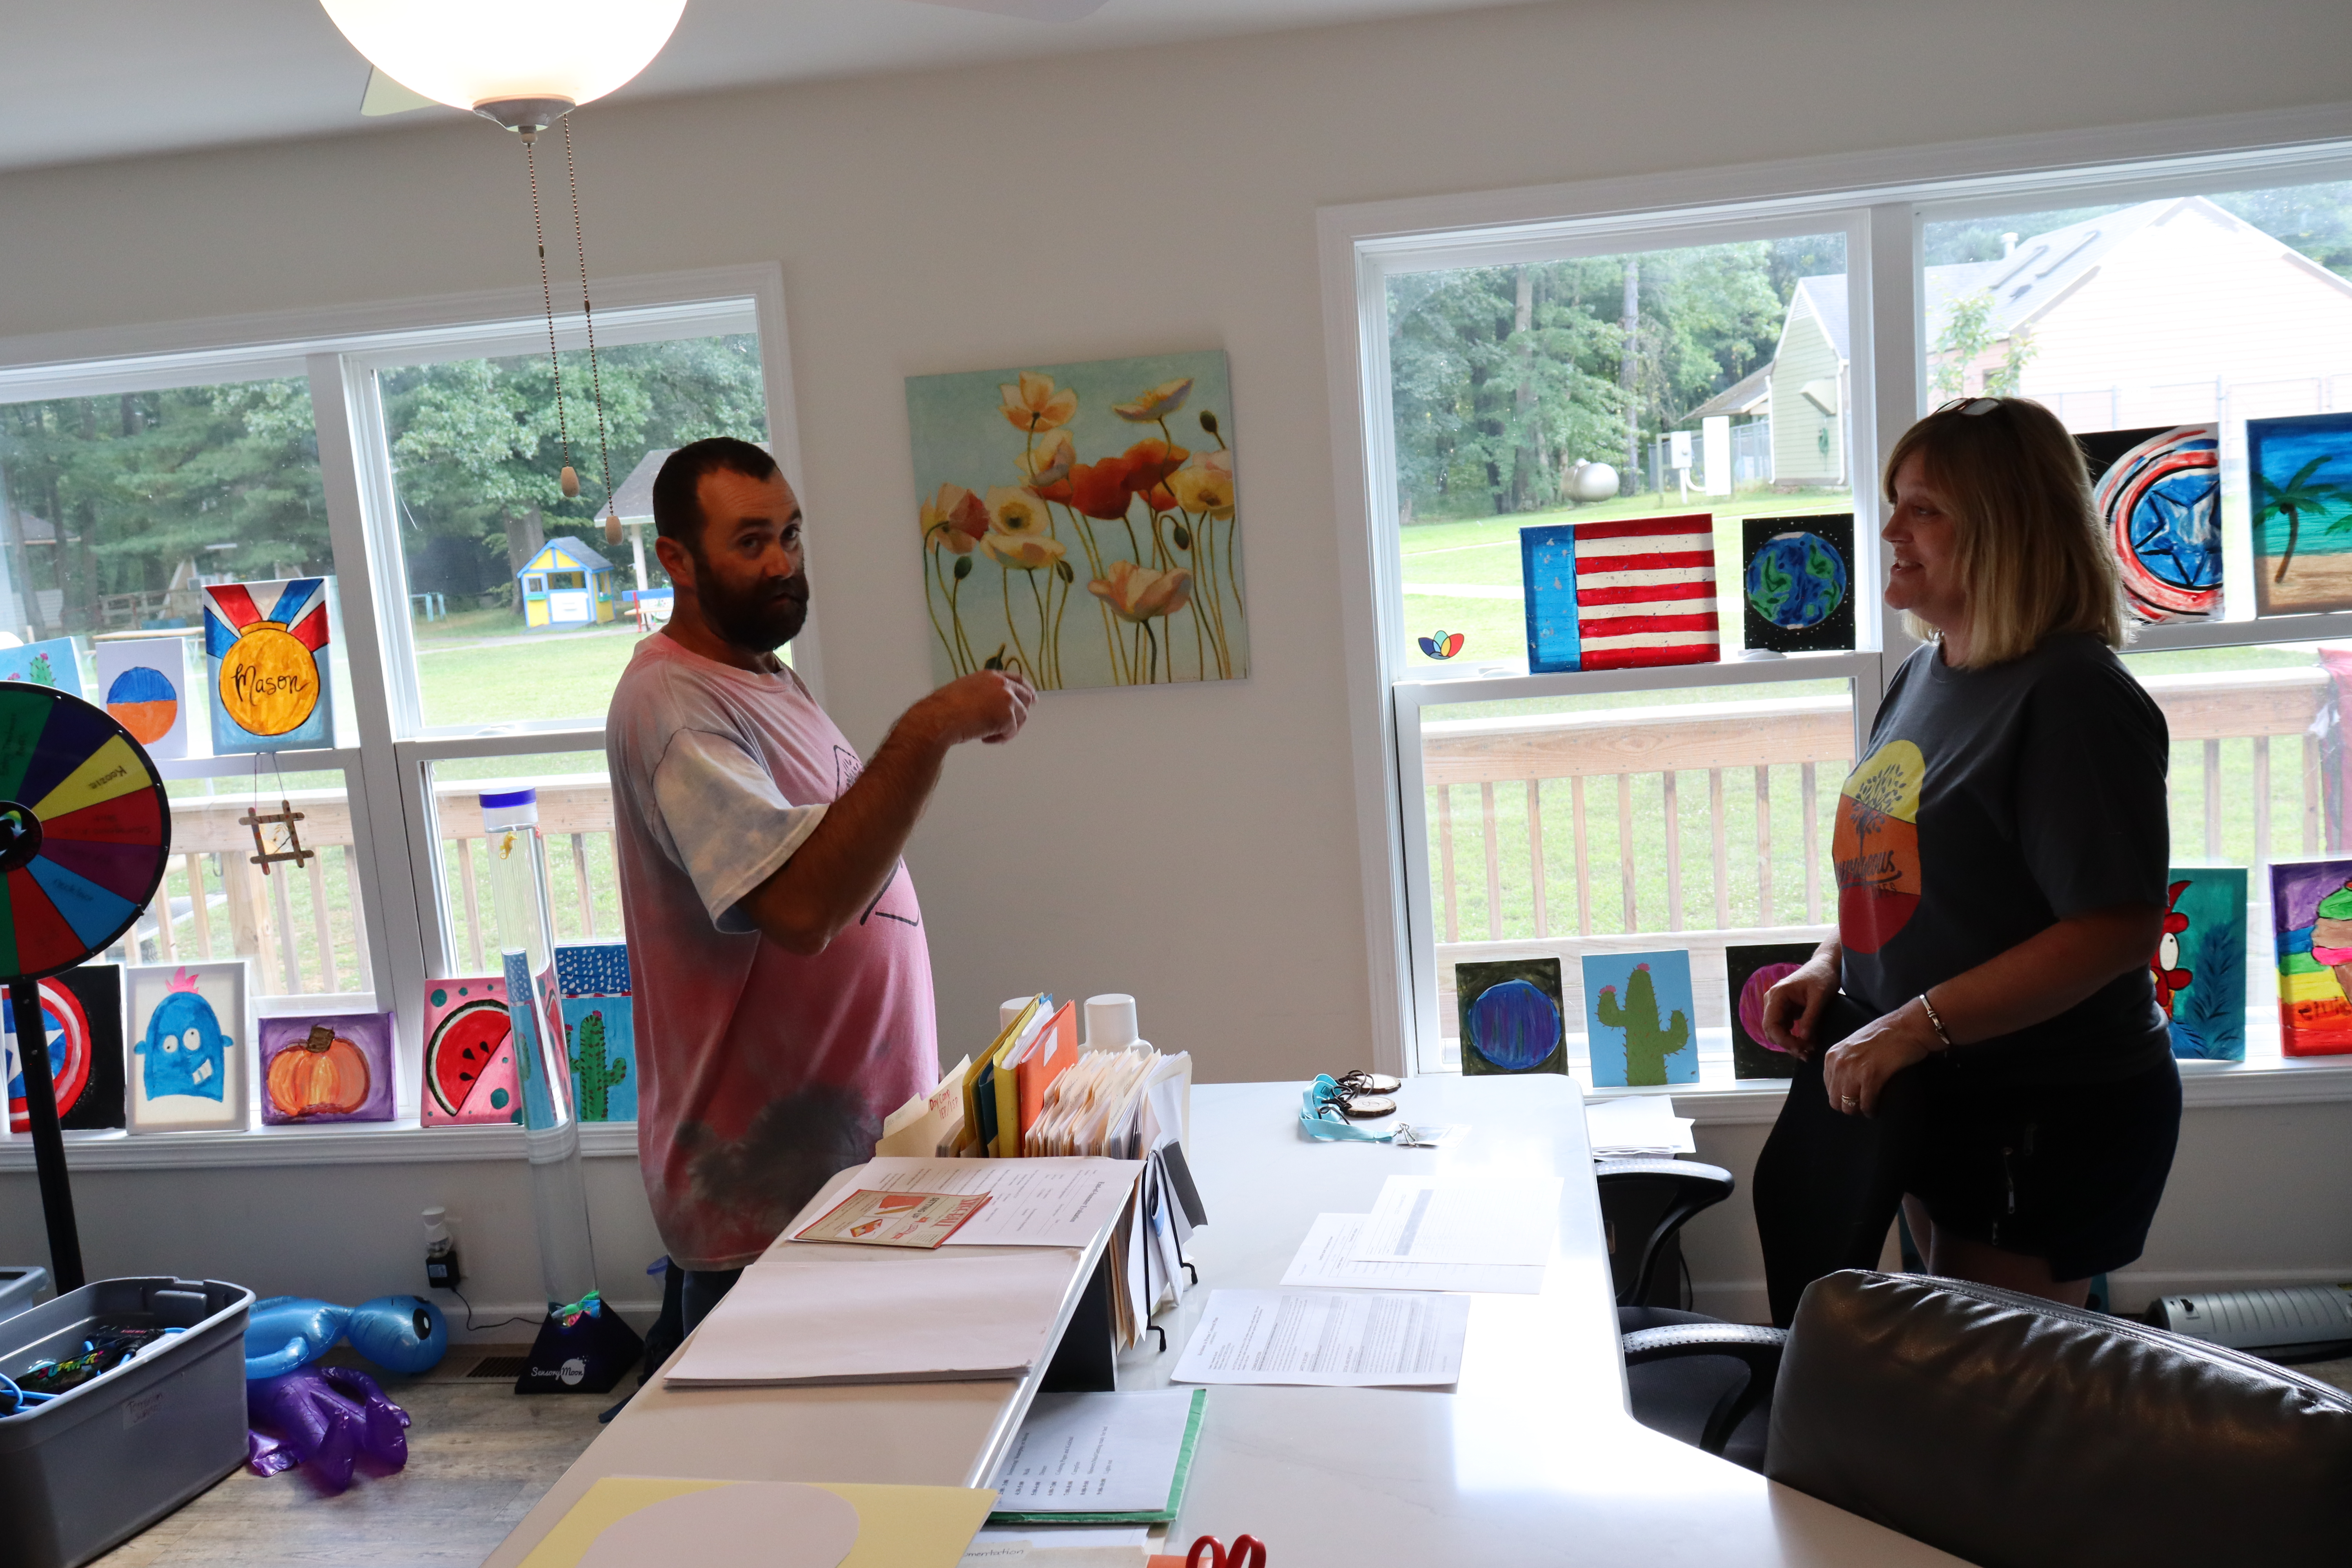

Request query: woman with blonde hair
[{"left": 1761, "top": 396, "right": 2178, "bottom": 1307}]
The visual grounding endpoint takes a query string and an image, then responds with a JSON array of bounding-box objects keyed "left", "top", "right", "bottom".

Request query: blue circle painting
[
  {"left": 1466, "top": 979, "right": 1563, "bottom": 1071},
  {"left": 1744, "top": 530, "right": 1848, "bottom": 630}
]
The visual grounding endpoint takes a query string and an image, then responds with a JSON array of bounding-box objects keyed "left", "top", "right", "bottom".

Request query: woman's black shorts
[{"left": 1906, "top": 1054, "right": 2181, "bottom": 1281}]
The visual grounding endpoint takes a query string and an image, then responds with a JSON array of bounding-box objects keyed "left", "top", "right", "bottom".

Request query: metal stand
[{"left": 14, "top": 977, "right": 83, "bottom": 1292}]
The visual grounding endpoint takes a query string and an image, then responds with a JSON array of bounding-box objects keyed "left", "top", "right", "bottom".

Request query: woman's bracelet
[{"left": 1917, "top": 991, "right": 1955, "bottom": 1051}]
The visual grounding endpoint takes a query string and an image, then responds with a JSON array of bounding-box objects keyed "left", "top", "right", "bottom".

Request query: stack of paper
[
  {"left": 1170, "top": 1289, "right": 1470, "bottom": 1387},
  {"left": 876, "top": 1056, "right": 972, "bottom": 1158},
  {"left": 987, "top": 1388, "right": 1205, "bottom": 1524},
  {"left": 1584, "top": 1094, "right": 1698, "bottom": 1157},
  {"left": 664, "top": 1251, "right": 1078, "bottom": 1388}
]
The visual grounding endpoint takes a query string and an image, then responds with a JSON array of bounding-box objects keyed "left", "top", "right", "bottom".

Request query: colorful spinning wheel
[
  {"left": 0, "top": 681, "right": 173, "bottom": 979},
  {"left": 0, "top": 681, "right": 173, "bottom": 1296}
]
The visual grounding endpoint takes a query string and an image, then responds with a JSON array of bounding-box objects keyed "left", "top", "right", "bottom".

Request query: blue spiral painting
[{"left": 1466, "top": 978, "right": 1564, "bottom": 1071}]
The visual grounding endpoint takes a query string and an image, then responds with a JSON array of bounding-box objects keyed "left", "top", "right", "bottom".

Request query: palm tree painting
[
  {"left": 907, "top": 351, "right": 1247, "bottom": 691},
  {"left": 2250, "top": 411, "right": 2352, "bottom": 615}
]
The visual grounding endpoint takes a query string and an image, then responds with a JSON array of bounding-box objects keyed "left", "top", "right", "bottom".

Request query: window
[
  {"left": 361, "top": 320, "right": 769, "bottom": 733},
  {"left": 1387, "top": 232, "right": 1855, "bottom": 674},
  {"left": 1362, "top": 216, "right": 1873, "bottom": 1079},
  {"left": 1334, "top": 136, "right": 2352, "bottom": 1093},
  {"left": 1918, "top": 175, "right": 2352, "bottom": 1070},
  {"left": 0, "top": 268, "right": 791, "bottom": 1132}
]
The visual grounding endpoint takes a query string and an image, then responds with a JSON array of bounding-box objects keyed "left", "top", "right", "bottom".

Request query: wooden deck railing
[
  {"left": 122, "top": 773, "right": 621, "bottom": 992},
  {"left": 1421, "top": 665, "right": 2336, "bottom": 948}
]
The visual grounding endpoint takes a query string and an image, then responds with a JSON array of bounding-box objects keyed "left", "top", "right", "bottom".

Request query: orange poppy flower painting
[{"left": 907, "top": 351, "right": 1247, "bottom": 689}]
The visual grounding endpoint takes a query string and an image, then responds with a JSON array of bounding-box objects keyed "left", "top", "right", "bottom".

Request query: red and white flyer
[{"left": 791, "top": 1189, "right": 993, "bottom": 1249}]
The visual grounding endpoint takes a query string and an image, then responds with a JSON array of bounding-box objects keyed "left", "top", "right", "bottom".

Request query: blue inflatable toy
[{"left": 244, "top": 1295, "right": 448, "bottom": 1380}]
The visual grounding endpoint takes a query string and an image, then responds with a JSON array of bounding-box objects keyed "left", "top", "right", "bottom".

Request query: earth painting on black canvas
[{"left": 1455, "top": 957, "right": 1568, "bottom": 1076}]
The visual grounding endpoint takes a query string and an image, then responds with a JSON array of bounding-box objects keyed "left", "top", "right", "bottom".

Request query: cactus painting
[
  {"left": 1583, "top": 950, "right": 1698, "bottom": 1087},
  {"left": 1454, "top": 957, "right": 1567, "bottom": 1076},
  {"left": 555, "top": 941, "right": 637, "bottom": 1121}
]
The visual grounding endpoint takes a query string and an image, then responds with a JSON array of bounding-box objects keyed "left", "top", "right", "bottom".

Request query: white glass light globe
[{"left": 319, "top": 0, "right": 688, "bottom": 113}]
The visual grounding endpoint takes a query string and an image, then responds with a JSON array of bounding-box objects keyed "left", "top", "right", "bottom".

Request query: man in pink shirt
[{"left": 607, "top": 437, "right": 1032, "bottom": 1329}]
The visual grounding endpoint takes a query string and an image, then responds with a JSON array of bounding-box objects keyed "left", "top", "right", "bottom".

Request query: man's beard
[{"left": 699, "top": 562, "right": 809, "bottom": 652}]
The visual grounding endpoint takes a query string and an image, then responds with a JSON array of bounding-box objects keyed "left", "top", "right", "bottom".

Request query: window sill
[
  {"left": 0, "top": 1119, "right": 642, "bottom": 1171},
  {"left": 1577, "top": 1053, "right": 2352, "bottom": 1126}
]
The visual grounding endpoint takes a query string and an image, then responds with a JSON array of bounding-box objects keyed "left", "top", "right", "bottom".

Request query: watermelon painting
[{"left": 421, "top": 976, "right": 519, "bottom": 1125}]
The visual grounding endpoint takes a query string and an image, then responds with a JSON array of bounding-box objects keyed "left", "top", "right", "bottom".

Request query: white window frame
[
  {"left": 1321, "top": 102, "right": 2352, "bottom": 1109},
  {"left": 0, "top": 263, "right": 801, "bottom": 1161}
]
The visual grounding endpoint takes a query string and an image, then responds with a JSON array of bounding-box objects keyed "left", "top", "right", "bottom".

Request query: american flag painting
[{"left": 1519, "top": 514, "right": 1720, "bottom": 672}]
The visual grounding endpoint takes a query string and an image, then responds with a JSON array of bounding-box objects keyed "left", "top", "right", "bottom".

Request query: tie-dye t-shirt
[
  {"left": 1833, "top": 633, "right": 2172, "bottom": 1084},
  {"left": 607, "top": 633, "right": 933, "bottom": 1270}
]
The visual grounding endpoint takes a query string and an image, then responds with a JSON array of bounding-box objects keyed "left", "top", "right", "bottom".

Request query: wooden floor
[{"left": 95, "top": 1351, "right": 615, "bottom": 1568}]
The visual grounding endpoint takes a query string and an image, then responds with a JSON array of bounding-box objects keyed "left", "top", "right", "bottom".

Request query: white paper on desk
[
  {"left": 1282, "top": 1212, "right": 1544, "bottom": 1294},
  {"left": 990, "top": 1389, "right": 1194, "bottom": 1512},
  {"left": 963, "top": 1526, "right": 1151, "bottom": 1568},
  {"left": 1584, "top": 1093, "right": 1697, "bottom": 1155},
  {"left": 1171, "top": 1288, "right": 1470, "bottom": 1387},
  {"left": 1348, "top": 1174, "right": 1561, "bottom": 1267},
  {"left": 840, "top": 1157, "right": 1143, "bottom": 1247},
  {"left": 664, "top": 1250, "right": 1074, "bottom": 1386}
]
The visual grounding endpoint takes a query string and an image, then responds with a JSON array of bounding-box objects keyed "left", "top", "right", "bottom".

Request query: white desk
[{"left": 484, "top": 1076, "right": 1965, "bottom": 1567}]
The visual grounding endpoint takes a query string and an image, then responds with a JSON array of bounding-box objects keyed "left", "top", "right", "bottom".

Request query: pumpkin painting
[
  {"left": 267, "top": 1022, "right": 372, "bottom": 1119},
  {"left": 255, "top": 1012, "right": 397, "bottom": 1125}
]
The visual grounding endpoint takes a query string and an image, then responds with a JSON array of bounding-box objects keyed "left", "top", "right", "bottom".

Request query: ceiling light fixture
[{"left": 320, "top": 0, "right": 688, "bottom": 542}]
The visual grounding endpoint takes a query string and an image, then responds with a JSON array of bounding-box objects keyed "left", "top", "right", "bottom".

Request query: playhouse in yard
[{"left": 515, "top": 536, "right": 621, "bottom": 631}]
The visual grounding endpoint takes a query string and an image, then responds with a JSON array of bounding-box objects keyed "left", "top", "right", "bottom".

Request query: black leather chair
[
  {"left": 1598, "top": 1157, "right": 1785, "bottom": 1472},
  {"left": 1763, "top": 1270, "right": 2352, "bottom": 1567}
]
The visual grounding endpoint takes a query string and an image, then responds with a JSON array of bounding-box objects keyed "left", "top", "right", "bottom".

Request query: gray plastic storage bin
[
  {"left": 0, "top": 1277, "right": 254, "bottom": 1568},
  {"left": 0, "top": 1266, "right": 49, "bottom": 1322}
]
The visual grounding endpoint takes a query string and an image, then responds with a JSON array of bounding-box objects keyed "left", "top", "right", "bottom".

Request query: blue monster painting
[{"left": 136, "top": 968, "right": 231, "bottom": 1102}]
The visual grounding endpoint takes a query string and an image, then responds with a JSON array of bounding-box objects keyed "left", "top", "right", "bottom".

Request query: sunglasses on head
[{"left": 1933, "top": 396, "right": 2004, "bottom": 417}]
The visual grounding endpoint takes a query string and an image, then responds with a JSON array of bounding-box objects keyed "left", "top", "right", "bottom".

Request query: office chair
[
  {"left": 1761, "top": 1269, "right": 2352, "bottom": 1566},
  {"left": 1598, "top": 1158, "right": 1786, "bottom": 1472}
]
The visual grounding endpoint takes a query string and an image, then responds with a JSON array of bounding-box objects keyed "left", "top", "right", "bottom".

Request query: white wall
[{"left": 2, "top": 0, "right": 2350, "bottom": 1325}]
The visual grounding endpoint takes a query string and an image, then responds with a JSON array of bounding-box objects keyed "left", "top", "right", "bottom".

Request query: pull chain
[
  {"left": 563, "top": 117, "right": 619, "bottom": 540},
  {"left": 525, "top": 137, "right": 578, "bottom": 498}
]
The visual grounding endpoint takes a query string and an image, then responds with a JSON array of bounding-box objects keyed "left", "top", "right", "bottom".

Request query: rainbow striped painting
[{"left": 1521, "top": 514, "right": 1720, "bottom": 673}]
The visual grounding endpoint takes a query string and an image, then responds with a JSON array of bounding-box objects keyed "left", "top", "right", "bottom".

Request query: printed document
[
  {"left": 989, "top": 1388, "right": 1195, "bottom": 1512},
  {"left": 1170, "top": 1288, "right": 1470, "bottom": 1387},
  {"left": 1348, "top": 1175, "right": 1561, "bottom": 1268},
  {"left": 1282, "top": 1212, "right": 1544, "bottom": 1294},
  {"left": 832, "top": 1157, "right": 1144, "bottom": 1248}
]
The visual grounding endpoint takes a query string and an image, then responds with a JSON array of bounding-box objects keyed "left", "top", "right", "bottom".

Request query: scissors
[{"left": 1187, "top": 1536, "right": 1267, "bottom": 1568}]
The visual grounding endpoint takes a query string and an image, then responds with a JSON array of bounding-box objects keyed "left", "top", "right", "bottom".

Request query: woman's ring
[{"left": 1841, "top": 1095, "right": 1858, "bottom": 1110}]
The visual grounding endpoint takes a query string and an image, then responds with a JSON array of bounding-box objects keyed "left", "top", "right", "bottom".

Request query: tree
[
  {"left": 1929, "top": 289, "right": 2037, "bottom": 400},
  {"left": 2259, "top": 455, "right": 2352, "bottom": 583}
]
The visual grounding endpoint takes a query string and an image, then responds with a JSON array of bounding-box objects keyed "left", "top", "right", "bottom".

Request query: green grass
[{"left": 411, "top": 616, "right": 640, "bottom": 730}]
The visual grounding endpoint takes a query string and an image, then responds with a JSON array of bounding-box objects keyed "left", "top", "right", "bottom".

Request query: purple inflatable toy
[{"left": 246, "top": 1364, "right": 411, "bottom": 1493}]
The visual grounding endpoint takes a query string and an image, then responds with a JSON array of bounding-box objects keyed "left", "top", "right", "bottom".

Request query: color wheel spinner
[
  {"left": 0, "top": 681, "right": 173, "bottom": 977},
  {"left": 0, "top": 681, "right": 174, "bottom": 1297}
]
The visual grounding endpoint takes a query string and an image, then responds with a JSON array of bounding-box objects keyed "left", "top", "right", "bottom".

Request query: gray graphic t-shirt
[{"left": 1833, "top": 633, "right": 2172, "bottom": 1083}]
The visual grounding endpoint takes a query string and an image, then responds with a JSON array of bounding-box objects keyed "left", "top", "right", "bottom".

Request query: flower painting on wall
[{"left": 907, "top": 351, "right": 1247, "bottom": 690}]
